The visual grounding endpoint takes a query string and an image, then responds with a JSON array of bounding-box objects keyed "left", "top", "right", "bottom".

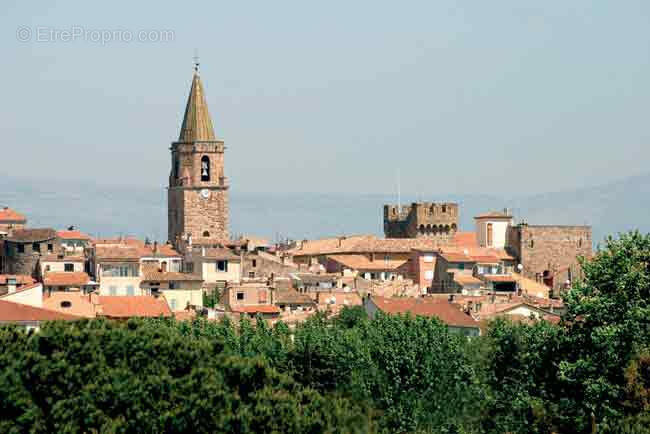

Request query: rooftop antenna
[{"left": 193, "top": 49, "right": 200, "bottom": 74}]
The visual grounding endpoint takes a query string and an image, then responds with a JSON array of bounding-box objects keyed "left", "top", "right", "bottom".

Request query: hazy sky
[{"left": 2, "top": 1, "right": 649, "bottom": 195}]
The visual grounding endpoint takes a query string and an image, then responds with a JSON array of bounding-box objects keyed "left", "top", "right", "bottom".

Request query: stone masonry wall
[{"left": 509, "top": 225, "right": 592, "bottom": 289}]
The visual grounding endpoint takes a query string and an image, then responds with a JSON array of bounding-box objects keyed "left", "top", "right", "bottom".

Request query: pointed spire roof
[{"left": 178, "top": 71, "right": 216, "bottom": 142}]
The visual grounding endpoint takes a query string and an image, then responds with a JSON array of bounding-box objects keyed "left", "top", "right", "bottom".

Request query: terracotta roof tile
[
  {"left": 57, "top": 230, "right": 91, "bottom": 240},
  {"left": 98, "top": 296, "right": 172, "bottom": 318},
  {"left": 451, "top": 232, "right": 478, "bottom": 247},
  {"left": 43, "top": 272, "right": 90, "bottom": 287},
  {"left": 0, "top": 207, "right": 26, "bottom": 223},
  {"left": 371, "top": 295, "right": 478, "bottom": 328},
  {"left": 0, "top": 299, "right": 81, "bottom": 322},
  {"left": 42, "top": 292, "right": 96, "bottom": 318},
  {"left": 327, "top": 254, "right": 408, "bottom": 271}
]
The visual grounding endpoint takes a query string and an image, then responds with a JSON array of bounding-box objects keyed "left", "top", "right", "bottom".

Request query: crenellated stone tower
[{"left": 168, "top": 67, "right": 229, "bottom": 248}]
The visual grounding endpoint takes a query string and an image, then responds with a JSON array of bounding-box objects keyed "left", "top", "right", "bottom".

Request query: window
[
  {"left": 174, "top": 159, "right": 179, "bottom": 179},
  {"left": 161, "top": 261, "right": 167, "bottom": 272},
  {"left": 384, "top": 254, "right": 390, "bottom": 263},
  {"left": 236, "top": 292, "right": 245, "bottom": 301},
  {"left": 217, "top": 260, "right": 227, "bottom": 272},
  {"left": 60, "top": 301, "right": 72, "bottom": 308},
  {"left": 45, "top": 265, "right": 51, "bottom": 272},
  {"left": 47, "top": 244, "right": 53, "bottom": 253},
  {"left": 529, "top": 239, "right": 534, "bottom": 248},
  {"left": 248, "top": 271, "right": 255, "bottom": 278},
  {"left": 185, "top": 262, "right": 194, "bottom": 273},
  {"left": 201, "top": 156, "right": 210, "bottom": 181},
  {"left": 170, "top": 298, "right": 177, "bottom": 310},
  {"left": 32, "top": 243, "right": 40, "bottom": 253},
  {"left": 442, "top": 205, "right": 447, "bottom": 213},
  {"left": 252, "top": 259, "right": 257, "bottom": 268},
  {"left": 64, "top": 263, "right": 74, "bottom": 272},
  {"left": 487, "top": 223, "right": 493, "bottom": 247},
  {"left": 17, "top": 244, "right": 24, "bottom": 253},
  {"left": 203, "top": 231, "right": 210, "bottom": 237},
  {"left": 169, "top": 282, "right": 177, "bottom": 290},
  {"left": 109, "top": 286, "right": 117, "bottom": 296},
  {"left": 458, "top": 263, "right": 465, "bottom": 270},
  {"left": 127, "top": 285, "right": 135, "bottom": 296}
]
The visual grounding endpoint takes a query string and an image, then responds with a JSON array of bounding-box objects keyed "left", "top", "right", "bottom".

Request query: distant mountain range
[{"left": 1, "top": 173, "right": 648, "bottom": 246}]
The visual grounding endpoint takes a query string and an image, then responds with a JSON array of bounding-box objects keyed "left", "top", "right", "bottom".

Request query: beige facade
[
  {"left": 160, "top": 287, "right": 203, "bottom": 311},
  {"left": 39, "top": 256, "right": 85, "bottom": 275}
]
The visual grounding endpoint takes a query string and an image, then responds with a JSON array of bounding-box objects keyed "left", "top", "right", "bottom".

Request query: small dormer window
[
  {"left": 442, "top": 205, "right": 447, "bottom": 213},
  {"left": 60, "top": 301, "right": 72, "bottom": 308}
]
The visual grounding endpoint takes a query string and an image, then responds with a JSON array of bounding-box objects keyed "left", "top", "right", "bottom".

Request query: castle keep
[
  {"left": 168, "top": 68, "right": 229, "bottom": 248},
  {"left": 384, "top": 202, "right": 458, "bottom": 239}
]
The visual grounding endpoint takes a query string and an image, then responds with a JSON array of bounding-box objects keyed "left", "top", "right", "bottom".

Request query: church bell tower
[{"left": 168, "top": 64, "right": 229, "bottom": 248}]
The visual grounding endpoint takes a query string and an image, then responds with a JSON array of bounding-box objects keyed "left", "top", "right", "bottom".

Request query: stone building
[
  {"left": 168, "top": 66, "right": 229, "bottom": 249},
  {"left": 384, "top": 202, "right": 459, "bottom": 239},
  {"left": 507, "top": 224, "right": 592, "bottom": 292},
  {"left": 1, "top": 229, "right": 59, "bottom": 276}
]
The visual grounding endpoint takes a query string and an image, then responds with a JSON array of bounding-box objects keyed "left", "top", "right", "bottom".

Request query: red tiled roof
[
  {"left": 94, "top": 239, "right": 180, "bottom": 260},
  {"left": 57, "top": 230, "right": 91, "bottom": 240},
  {"left": 371, "top": 296, "right": 478, "bottom": 328},
  {"left": 42, "top": 292, "right": 96, "bottom": 318},
  {"left": 231, "top": 304, "right": 281, "bottom": 314},
  {"left": 327, "top": 254, "right": 409, "bottom": 271},
  {"left": 43, "top": 272, "right": 90, "bottom": 287},
  {"left": 0, "top": 275, "right": 35, "bottom": 285},
  {"left": 0, "top": 207, "right": 26, "bottom": 223},
  {"left": 451, "top": 232, "right": 478, "bottom": 247},
  {"left": 0, "top": 299, "right": 81, "bottom": 322},
  {"left": 98, "top": 296, "right": 172, "bottom": 318}
]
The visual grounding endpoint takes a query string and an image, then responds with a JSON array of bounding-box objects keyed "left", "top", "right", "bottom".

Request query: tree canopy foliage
[{"left": 0, "top": 231, "right": 648, "bottom": 432}]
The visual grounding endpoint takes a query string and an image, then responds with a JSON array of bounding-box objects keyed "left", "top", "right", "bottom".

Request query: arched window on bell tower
[{"left": 201, "top": 156, "right": 210, "bottom": 181}]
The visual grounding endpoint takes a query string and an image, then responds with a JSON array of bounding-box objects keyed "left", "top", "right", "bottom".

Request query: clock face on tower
[{"left": 200, "top": 189, "right": 210, "bottom": 199}]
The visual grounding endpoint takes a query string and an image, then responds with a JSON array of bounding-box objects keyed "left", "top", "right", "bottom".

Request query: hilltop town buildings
[{"left": 0, "top": 65, "right": 594, "bottom": 328}]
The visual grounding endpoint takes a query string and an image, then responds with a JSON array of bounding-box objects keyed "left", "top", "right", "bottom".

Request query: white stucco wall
[{"left": 475, "top": 218, "right": 512, "bottom": 248}]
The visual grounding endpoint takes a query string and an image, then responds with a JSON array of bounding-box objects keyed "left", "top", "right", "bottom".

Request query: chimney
[{"left": 153, "top": 241, "right": 158, "bottom": 254}]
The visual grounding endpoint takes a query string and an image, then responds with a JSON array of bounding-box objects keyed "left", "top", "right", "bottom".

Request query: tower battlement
[{"left": 383, "top": 202, "right": 458, "bottom": 239}]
